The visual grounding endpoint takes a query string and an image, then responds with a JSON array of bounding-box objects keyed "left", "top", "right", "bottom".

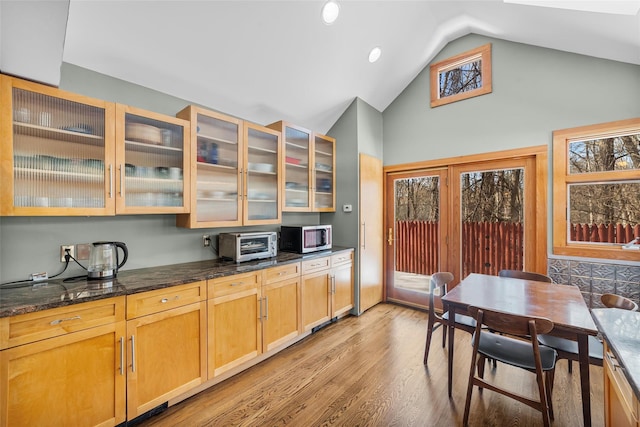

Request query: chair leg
[
  {"left": 463, "top": 353, "right": 479, "bottom": 426},
  {"left": 567, "top": 359, "right": 572, "bottom": 373},
  {"left": 477, "top": 355, "right": 486, "bottom": 392},
  {"left": 441, "top": 323, "right": 447, "bottom": 348},
  {"left": 545, "top": 371, "right": 555, "bottom": 420},
  {"left": 536, "top": 372, "right": 551, "bottom": 427},
  {"left": 423, "top": 320, "right": 435, "bottom": 365}
]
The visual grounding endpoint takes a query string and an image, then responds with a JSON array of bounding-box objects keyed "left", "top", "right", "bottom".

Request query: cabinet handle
[
  {"left": 119, "top": 336, "right": 125, "bottom": 376},
  {"left": 109, "top": 164, "right": 113, "bottom": 199},
  {"left": 230, "top": 282, "right": 244, "bottom": 286},
  {"left": 119, "top": 164, "right": 124, "bottom": 196},
  {"left": 50, "top": 315, "right": 81, "bottom": 325},
  {"left": 265, "top": 296, "right": 269, "bottom": 320},
  {"left": 278, "top": 271, "right": 286, "bottom": 276},
  {"left": 259, "top": 297, "right": 263, "bottom": 320},
  {"left": 332, "top": 276, "right": 336, "bottom": 294},
  {"left": 606, "top": 351, "right": 621, "bottom": 370},
  {"left": 130, "top": 335, "right": 136, "bottom": 372},
  {"left": 239, "top": 169, "right": 243, "bottom": 200},
  {"left": 160, "top": 296, "right": 179, "bottom": 303},
  {"left": 362, "top": 221, "right": 366, "bottom": 250}
]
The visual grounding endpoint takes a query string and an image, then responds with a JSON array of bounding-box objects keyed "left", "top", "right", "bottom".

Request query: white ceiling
[{"left": 3, "top": 1, "right": 640, "bottom": 133}]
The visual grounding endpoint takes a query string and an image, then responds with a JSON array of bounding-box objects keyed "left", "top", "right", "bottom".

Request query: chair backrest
[
  {"left": 468, "top": 306, "right": 554, "bottom": 337},
  {"left": 601, "top": 293, "right": 639, "bottom": 311},
  {"left": 428, "top": 272, "right": 454, "bottom": 310},
  {"left": 498, "top": 269, "right": 553, "bottom": 283}
]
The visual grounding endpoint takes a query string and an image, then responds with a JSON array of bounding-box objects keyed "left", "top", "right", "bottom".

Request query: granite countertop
[
  {"left": 592, "top": 308, "right": 640, "bottom": 401},
  {"left": 0, "top": 247, "right": 353, "bottom": 318}
]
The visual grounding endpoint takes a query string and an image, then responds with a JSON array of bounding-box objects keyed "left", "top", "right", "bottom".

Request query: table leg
[
  {"left": 577, "top": 334, "right": 591, "bottom": 427},
  {"left": 447, "top": 304, "right": 455, "bottom": 398}
]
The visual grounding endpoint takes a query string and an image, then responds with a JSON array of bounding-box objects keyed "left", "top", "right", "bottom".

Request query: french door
[
  {"left": 385, "top": 169, "right": 448, "bottom": 308},
  {"left": 385, "top": 153, "right": 542, "bottom": 308}
]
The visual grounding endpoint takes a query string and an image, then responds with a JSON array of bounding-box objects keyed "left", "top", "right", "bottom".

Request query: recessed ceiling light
[
  {"left": 322, "top": 1, "right": 340, "bottom": 25},
  {"left": 368, "top": 47, "right": 382, "bottom": 63}
]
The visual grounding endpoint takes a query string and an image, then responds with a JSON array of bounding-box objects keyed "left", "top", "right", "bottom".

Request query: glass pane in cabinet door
[
  {"left": 284, "top": 126, "right": 310, "bottom": 208},
  {"left": 195, "top": 114, "right": 240, "bottom": 222},
  {"left": 12, "top": 88, "right": 107, "bottom": 209},
  {"left": 314, "top": 135, "right": 334, "bottom": 210},
  {"left": 246, "top": 127, "right": 279, "bottom": 221},
  {"left": 123, "top": 113, "right": 185, "bottom": 208}
]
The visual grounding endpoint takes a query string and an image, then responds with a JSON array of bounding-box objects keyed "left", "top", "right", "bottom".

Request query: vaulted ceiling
[{"left": 1, "top": 1, "right": 639, "bottom": 133}]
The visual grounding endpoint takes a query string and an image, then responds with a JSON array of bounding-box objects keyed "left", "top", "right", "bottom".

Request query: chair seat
[
  {"left": 475, "top": 331, "right": 557, "bottom": 371},
  {"left": 442, "top": 311, "right": 477, "bottom": 328},
  {"left": 537, "top": 335, "right": 603, "bottom": 360}
]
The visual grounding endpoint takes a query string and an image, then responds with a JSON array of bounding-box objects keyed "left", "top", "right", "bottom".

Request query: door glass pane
[
  {"left": 284, "top": 126, "right": 309, "bottom": 208},
  {"left": 394, "top": 176, "right": 440, "bottom": 293},
  {"left": 460, "top": 168, "right": 524, "bottom": 278},
  {"left": 246, "top": 127, "right": 279, "bottom": 221}
]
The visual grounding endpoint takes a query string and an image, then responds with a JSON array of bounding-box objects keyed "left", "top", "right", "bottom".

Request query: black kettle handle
[{"left": 114, "top": 242, "right": 128, "bottom": 270}]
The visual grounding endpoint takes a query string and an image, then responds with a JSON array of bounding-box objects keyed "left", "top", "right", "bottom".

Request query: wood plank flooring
[{"left": 137, "top": 303, "right": 603, "bottom": 426}]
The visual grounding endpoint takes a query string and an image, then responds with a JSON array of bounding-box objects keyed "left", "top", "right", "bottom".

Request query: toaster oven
[{"left": 218, "top": 231, "right": 277, "bottom": 262}]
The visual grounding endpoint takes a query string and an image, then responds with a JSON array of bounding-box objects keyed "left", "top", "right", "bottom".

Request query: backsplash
[{"left": 548, "top": 257, "right": 640, "bottom": 309}]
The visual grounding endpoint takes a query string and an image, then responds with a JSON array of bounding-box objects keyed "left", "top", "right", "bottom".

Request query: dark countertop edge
[
  {"left": 592, "top": 308, "right": 640, "bottom": 401},
  {"left": 0, "top": 247, "right": 354, "bottom": 318}
]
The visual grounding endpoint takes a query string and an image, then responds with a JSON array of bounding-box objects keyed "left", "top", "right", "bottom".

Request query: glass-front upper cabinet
[
  {"left": 115, "top": 104, "right": 190, "bottom": 214},
  {"left": 0, "top": 75, "right": 116, "bottom": 216},
  {"left": 176, "top": 106, "right": 243, "bottom": 228},
  {"left": 268, "top": 121, "right": 312, "bottom": 211},
  {"left": 313, "top": 133, "right": 335, "bottom": 212},
  {"left": 244, "top": 122, "right": 282, "bottom": 224}
]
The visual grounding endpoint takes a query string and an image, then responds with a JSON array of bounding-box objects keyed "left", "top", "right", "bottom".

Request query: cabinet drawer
[
  {"left": 209, "top": 272, "right": 261, "bottom": 299},
  {"left": 302, "top": 256, "right": 331, "bottom": 274},
  {"left": 0, "top": 296, "right": 125, "bottom": 349},
  {"left": 331, "top": 251, "right": 353, "bottom": 267},
  {"left": 126, "top": 281, "right": 206, "bottom": 319},
  {"left": 605, "top": 347, "right": 638, "bottom": 421},
  {"left": 264, "top": 262, "right": 301, "bottom": 284}
]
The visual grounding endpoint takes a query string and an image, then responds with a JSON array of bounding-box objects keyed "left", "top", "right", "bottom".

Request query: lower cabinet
[
  {"left": 331, "top": 252, "right": 354, "bottom": 317},
  {"left": 125, "top": 281, "right": 207, "bottom": 419},
  {"left": 0, "top": 297, "right": 127, "bottom": 427},
  {"left": 604, "top": 342, "right": 639, "bottom": 427},
  {"left": 208, "top": 271, "right": 262, "bottom": 378},
  {"left": 262, "top": 262, "right": 301, "bottom": 351}
]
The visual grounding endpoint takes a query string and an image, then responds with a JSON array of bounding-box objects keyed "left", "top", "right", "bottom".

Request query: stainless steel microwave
[
  {"left": 219, "top": 231, "right": 277, "bottom": 262},
  {"left": 280, "top": 225, "right": 332, "bottom": 253}
]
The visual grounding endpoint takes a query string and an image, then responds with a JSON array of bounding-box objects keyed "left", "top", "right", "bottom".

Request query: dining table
[{"left": 441, "top": 273, "right": 599, "bottom": 427}]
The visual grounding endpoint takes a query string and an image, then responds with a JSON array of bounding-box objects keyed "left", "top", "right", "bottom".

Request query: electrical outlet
[
  {"left": 202, "top": 235, "right": 211, "bottom": 247},
  {"left": 76, "top": 243, "right": 91, "bottom": 260},
  {"left": 60, "top": 245, "right": 75, "bottom": 262}
]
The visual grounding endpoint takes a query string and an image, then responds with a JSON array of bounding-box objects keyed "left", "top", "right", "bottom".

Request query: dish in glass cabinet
[
  {"left": 126, "top": 123, "right": 162, "bottom": 145},
  {"left": 61, "top": 124, "right": 94, "bottom": 134}
]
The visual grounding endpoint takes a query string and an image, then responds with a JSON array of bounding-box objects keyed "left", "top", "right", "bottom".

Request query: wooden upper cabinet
[
  {"left": 0, "top": 75, "right": 190, "bottom": 216},
  {"left": 0, "top": 74, "right": 116, "bottom": 216},
  {"left": 176, "top": 105, "right": 282, "bottom": 228},
  {"left": 267, "top": 121, "right": 335, "bottom": 212},
  {"left": 115, "top": 104, "right": 191, "bottom": 214}
]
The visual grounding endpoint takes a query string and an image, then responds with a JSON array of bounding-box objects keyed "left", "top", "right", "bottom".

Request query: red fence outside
[{"left": 395, "top": 220, "right": 638, "bottom": 276}]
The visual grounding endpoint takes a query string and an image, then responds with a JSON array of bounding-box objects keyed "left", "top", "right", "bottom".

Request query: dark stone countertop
[
  {"left": 592, "top": 308, "right": 640, "bottom": 401},
  {"left": 0, "top": 247, "right": 353, "bottom": 318}
]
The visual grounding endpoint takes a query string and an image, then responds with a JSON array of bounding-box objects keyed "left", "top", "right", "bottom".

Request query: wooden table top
[{"left": 442, "top": 273, "right": 597, "bottom": 336}]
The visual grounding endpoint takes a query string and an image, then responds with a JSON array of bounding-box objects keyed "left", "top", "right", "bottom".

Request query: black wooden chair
[
  {"left": 498, "top": 269, "right": 553, "bottom": 283},
  {"left": 463, "top": 306, "right": 557, "bottom": 427},
  {"left": 423, "top": 272, "right": 476, "bottom": 365}
]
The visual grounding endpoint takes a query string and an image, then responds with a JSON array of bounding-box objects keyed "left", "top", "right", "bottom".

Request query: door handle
[
  {"left": 388, "top": 227, "right": 393, "bottom": 246},
  {"left": 362, "top": 221, "right": 366, "bottom": 250}
]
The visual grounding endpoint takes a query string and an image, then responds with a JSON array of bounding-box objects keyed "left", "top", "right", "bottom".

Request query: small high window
[{"left": 430, "top": 43, "right": 492, "bottom": 108}]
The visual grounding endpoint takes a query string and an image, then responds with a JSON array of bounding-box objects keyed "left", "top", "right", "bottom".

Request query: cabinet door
[
  {"left": 269, "top": 121, "right": 312, "bottom": 211},
  {"left": 301, "top": 270, "right": 332, "bottom": 331},
  {"left": 313, "top": 133, "right": 336, "bottom": 212},
  {"left": 244, "top": 122, "right": 282, "bottom": 224},
  {"left": 0, "top": 322, "right": 126, "bottom": 427},
  {"left": 332, "top": 262, "right": 354, "bottom": 318},
  {"left": 115, "top": 104, "right": 190, "bottom": 214},
  {"left": 175, "top": 106, "right": 242, "bottom": 228},
  {"left": 126, "top": 301, "right": 206, "bottom": 419},
  {"left": 208, "top": 287, "right": 261, "bottom": 378},
  {"left": 262, "top": 276, "right": 300, "bottom": 351},
  {"left": 0, "top": 75, "right": 116, "bottom": 216},
  {"left": 604, "top": 345, "right": 639, "bottom": 427}
]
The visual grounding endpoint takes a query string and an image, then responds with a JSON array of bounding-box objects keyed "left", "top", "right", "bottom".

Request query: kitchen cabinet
[
  {"left": 300, "top": 251, "right": 353, "bottom": 331},
  {"left": 267, "top": 121, "right": 335, "bottom": 212},
  {"left": 175, "top": 106, "right": 281, "bottom": 228},
  {"left": 115, "top": 104, "right": 191, "bottom": 214},
  {"left": 0, "top": 74, "right": 116, "bottom": 215},
  {"left": 207, "top": 271, "right": 262, "bottom": 378},
  {"left": 262, "top": 262, "right": 301, "bottom": 351},
  {"left": 125, "top": 281, "right": 206, "bottom": 419},
  {"left": 604, "top": 341, "right": 639, "bottom": 427},
  {"left": 0, "top": 297, "right": 126, "bottom": 427},
  {"left": 0, "top": 75, "right": 190, "bottom": 216}
]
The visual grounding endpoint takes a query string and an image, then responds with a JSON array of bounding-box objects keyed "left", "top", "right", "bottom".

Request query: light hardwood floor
[{"left": 138, "top": 303, "right": 603, "bottom": 426}]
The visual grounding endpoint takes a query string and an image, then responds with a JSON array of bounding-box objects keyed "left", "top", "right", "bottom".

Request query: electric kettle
[{"left": 87, "top": 241, "right": 128, "bottom": 280}]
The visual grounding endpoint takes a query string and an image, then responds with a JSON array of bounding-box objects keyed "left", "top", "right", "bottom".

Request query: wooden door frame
[{"left": 383, "top": 145, "right": 547, "bottom": 290}]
